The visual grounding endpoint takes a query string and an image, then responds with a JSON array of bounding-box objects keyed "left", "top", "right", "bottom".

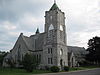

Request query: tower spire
[
  {"left": 54, "top": 0, "right": 56, "bottom": 3},
  {"left": 50, "top": 0, "right": 59, "bottom": 11}
]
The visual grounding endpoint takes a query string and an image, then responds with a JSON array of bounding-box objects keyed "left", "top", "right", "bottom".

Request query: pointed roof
[
  {"left": 36, "top": 28, "right": 39, "bottom": 34},
  {"left": 50, "top": 3, "right": 59, "bottom": 11}
]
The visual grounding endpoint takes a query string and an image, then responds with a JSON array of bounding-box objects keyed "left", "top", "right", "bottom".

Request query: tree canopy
[
  {"left": 86, "top": 36, "right": 100, "bottom": 65},
  {"left": 0, "top": 51, "right": 8, "bottom": 67}
]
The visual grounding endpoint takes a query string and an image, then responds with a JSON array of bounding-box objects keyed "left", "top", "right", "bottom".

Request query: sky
[{"left": 0, "top": 0, "right": 100, "bottom": 51}]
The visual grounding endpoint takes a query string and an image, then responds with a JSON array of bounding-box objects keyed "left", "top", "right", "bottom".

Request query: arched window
[
  {"left": 60, "top": 25, "right": 63, "bottom": 31},
  {"left": 50, "top": 16, "right": 52, "bottom": 20},
  {"left": 60, "top": 49, "right": 63, "bottom": 55},
  {"left": 49, "top": 24, "right": 54, "bottom": 30}
]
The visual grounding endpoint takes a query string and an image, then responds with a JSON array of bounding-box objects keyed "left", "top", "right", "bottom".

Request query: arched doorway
[
  {"left": 72, "top": 57, "right": 74, "bottom": 67},
  {"left": 60, "top": 59, "right": 63, "bottom": 66}
]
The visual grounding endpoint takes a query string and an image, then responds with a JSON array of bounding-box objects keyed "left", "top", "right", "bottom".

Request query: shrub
[
  {"left": 22, "top": 53, "right": 40, "bottom": 72},
  {"left": 45, "top": 66, "right": 50, "bottom": 70},
  {"left": 50, "top": 66, "right": 60, "bottom": 72},
  {"left": 22, "top": 53, "right": 33, "bottom": 72},
  {"left": 64, "top": 66, "right": 69, "bottom": 71}
]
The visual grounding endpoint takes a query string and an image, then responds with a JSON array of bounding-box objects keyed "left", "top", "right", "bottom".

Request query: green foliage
[
  {"left": 50, "top": 66, "right": 60, "bottom": 72},
  {"left": 45, "top": 66, "right": 50, "bottom": 70},
  {"left": 0, "top": 68, "right": 51, "bottom": 75},
  {"left": 63, "top": 66, "right": 69, "bottom": 71},
  {"left": 0, "top": 67, "right": 99, "bottom": 75},
  {"left": 0, "top": 55, "right": 4, "bottom": 66},
  {"left": 86, "top": 36, "right": 100, "bottom": 65},
  {"left": 69, "top": 67, "right": 83, "bottom": 71},
  {"left": 22, "top": 53, "right": 33, "bottom": 72},
  {"left": 22, "top": 53, "right": 40, "bottom": 72},
  {"left": 0, "top": 51, "right": 8, "bottom": 67}
]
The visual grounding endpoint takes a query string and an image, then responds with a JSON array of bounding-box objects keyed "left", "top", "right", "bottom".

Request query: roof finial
[
  {"left": 54, "top": 0, "right": 56, "bottom": 3},
  {"left": 36, "top": 28, "right": 39, "bottom": 34}
]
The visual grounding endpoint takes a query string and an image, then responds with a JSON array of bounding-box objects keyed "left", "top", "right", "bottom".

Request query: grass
[
  {"left": 0, "top": 68, "right": 51, "bottom": 75},
  {"left": 69, "top": 66, "right": 100, "bottom": 71},
  {"left": 69, "top": 67, "right": 85, "bottom": 71},
  {"left": 0, "top": 66, "right": 99, "bottom": 75}
]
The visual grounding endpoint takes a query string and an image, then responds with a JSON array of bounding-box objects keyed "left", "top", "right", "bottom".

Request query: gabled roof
[
  {"left": 22, "top": 35, "right": 32, "bottom": 50},
  {"left": 68, "top": 46, "right": 87, "bottom": 57},
  {"left": 21, "top": 33, "right": 45, "bottom": 51}
]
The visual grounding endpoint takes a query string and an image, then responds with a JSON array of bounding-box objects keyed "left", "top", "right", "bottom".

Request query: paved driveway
[{"left": 38, "top": 68, "right": 100, "bottom": 75}]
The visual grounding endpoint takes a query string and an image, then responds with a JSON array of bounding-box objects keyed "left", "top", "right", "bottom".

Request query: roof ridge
[{"left": 68, "top": 46, "right": 84, "bottom": 48}]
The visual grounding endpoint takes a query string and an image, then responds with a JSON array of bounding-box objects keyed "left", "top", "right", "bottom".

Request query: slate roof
[
  {"left": 67, "top": 46, "right": 87, "bottom": 59},
  {"left": 21, "top": 32, "right": 45, "bottom": 51}
]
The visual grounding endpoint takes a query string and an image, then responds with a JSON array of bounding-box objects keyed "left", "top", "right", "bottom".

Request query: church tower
[{"left": 43, "top": 1, "right": 68, "bottom": 68}]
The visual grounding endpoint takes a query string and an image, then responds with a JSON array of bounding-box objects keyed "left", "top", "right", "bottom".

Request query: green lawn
[
  {"left": 69, "top": 66, "right": 100, "bottom": 71},
  {"left": 0, "top": 68, "right": 51, "bottom": 75},
  {"left": 0, "top": 66, "right": 99, "bottom": 75}
]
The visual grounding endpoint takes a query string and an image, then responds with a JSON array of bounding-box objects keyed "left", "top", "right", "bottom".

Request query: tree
[
  {"left": 0, "top": 55, "right": 4, "bottom": 66},
  {"left": 0, "top": 51, "right": 8, "bottom": 67},
  {"left": 50, "top": 66, "right": 60, "bottom": 72},
  {"left": 22, "top": 53, "right": 40, "bottom": 72},
  {"left": 86, "top": 36, "right": 100, "bottom": 65}
]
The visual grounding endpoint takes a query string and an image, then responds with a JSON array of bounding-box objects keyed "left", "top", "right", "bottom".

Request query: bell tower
[
  {"left": 43, "top": 1, "right": 68, "bottom": 68},
  {"left": 45, "top": 2, "right": 66, "bottom": 44}
]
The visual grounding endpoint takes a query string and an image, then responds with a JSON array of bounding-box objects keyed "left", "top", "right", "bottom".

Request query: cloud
[
  {"left": 0, "top": 0, "right": 100, "bottom": 51},
  {"left": 2, "top": 21, "right": 17, "bottom": 30},
  {"left": 0, "top": 0, "right": 51, "bottom": 21},
  {"left": 64, "top": 0, "right": 100, "bottom": 48},
  {"left": 0, "top": 0, "right": 49, "bottom": 51},
  {"left": 17, "top": 13, "right": 44, "bottom": 31},
  {"left": 68, "top": 29, "right": 100, "bottom": 48}
]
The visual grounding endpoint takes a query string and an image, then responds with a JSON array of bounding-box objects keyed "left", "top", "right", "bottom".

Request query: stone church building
[{"left": 3, "top": 2, "right": 86, "bottom": 68}]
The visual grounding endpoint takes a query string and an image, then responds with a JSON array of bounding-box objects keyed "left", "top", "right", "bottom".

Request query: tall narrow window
[
  {"left": 48, "top": 48, "right": 53, "bottom": 54},
  {"left": 37, "top": 55, "right": 38, "bottom": 60},
  {"left": 48, "top": 48, "right": 50, "bottom": 54},
  {"left": 51, "top": 58, "right": 53, "bottom": 64},
  {"left": 48, "top": 58, "right": 53, "bottom": 64},
  {"left": 48, "top": 58, "right": 50, "bottom": 64},
  {"left": 22, "top": 54, "right": 23, "bottom": 60},
  {"left": 39, "top": 55, "right": 41, "bottom": 62},
  {"left": 51, "top": 48, "right": 52, "bottom": 54}
]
